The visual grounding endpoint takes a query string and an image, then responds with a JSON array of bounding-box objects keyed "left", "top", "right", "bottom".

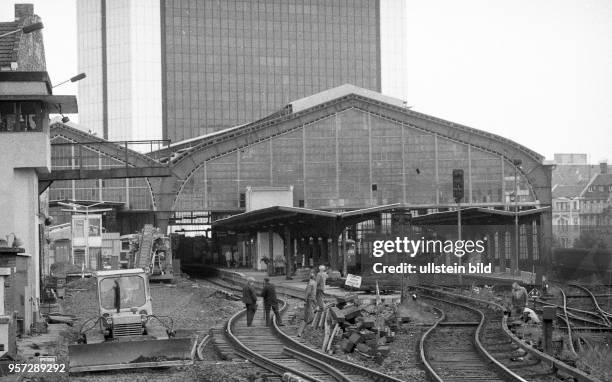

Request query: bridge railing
[{"left": 50, "top": 140, "right": 171, "bottom": 171}]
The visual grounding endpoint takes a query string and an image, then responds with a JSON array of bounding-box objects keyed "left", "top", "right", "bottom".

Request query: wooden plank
[
  {"left": 322, "top": 316, "right": 330, "bottom": 351},
  {"left": 311, "top": 311, "right": 320, "bottom": 328},
  {"left": 326, "top": 323, "right": 339, "bottom": 353}
]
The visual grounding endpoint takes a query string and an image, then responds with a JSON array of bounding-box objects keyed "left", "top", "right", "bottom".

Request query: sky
[{"left": 1, "top": 0, "right": 610, "bottom": 162}]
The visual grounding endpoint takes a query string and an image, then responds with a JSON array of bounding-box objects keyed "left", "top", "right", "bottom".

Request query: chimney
[
  {"left": 14, "top": 4, "right": 34, "bottom": 21},
  {"left": 600, "top": 161, "right": 608, "bottom": 175}
]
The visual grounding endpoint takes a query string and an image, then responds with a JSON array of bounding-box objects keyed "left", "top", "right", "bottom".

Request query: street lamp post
[
  {"left": 0, "top": 22, "right": 43, "bottom": 39},
  {"left": 52, "top": 73, "right": 87, "bottom": 88}
]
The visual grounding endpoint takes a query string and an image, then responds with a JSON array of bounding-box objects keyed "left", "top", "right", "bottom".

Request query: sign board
[
  {"left": 71, "top": 214, "right": 102, "bottom": 248},
  {"left": 528, "top": 288, "right": 541, "bottom": 299},
  {"left": 345, "top": 274, "right": 362, "bottom": 288}
]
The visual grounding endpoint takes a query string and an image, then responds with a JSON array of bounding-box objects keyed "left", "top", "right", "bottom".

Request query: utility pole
[
  {"left": 453, "top": 169, "right": 465, "bottom": 242},
  {"left": 513, "top": 159, "right": 522, "bottom": 276},
  {"left": 453, "top": 169, "right": 464, "bottom": 285}
]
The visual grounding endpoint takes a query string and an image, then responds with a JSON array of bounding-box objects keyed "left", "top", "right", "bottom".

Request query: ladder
[{"left": 136, "top": 224, "right": 155, "bottom": 270}]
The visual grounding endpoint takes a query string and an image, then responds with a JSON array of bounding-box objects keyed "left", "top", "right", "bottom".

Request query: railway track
[
  {"left": 420, "top": 294, "right": 562, "bottom": 382},
  {"left": 226, "top": 299, "right": 407, "bottom": 382},
  {"left": 568, "top": 284, "right": 612, "bottom": 325},
  {"left": 417, "top": 285, "right": 605, "bottom": 382},
  {"left": 195, "top": 273, "right": 606, "bottom": 381},
  {"left": 202, "top": 276, "right": 403, "bottom": 382},
  {"left": 536, "top": 285, "right": 611, "bottom": 335}
]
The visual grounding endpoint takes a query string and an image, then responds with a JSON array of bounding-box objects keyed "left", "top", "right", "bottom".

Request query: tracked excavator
[{"left": 68, "top": 269, "right": 195, "bottom": 372}]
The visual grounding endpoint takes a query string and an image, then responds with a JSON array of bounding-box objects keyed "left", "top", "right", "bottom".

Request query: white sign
[
  {"left": 345, "top": 274, "right": 362, "bottom": 288},
  {"left": 71, "top": 214, "right": 102, "bottom": 247},
  {"left": 528, "top": 288, "right": 541, "bottom": 299}
]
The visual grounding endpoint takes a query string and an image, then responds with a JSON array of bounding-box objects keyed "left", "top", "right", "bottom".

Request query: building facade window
[{"left": 0, "top": 102, "right": 43, "bottom": 132}]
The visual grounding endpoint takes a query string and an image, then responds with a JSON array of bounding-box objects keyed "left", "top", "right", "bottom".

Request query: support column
[
  {"left": 501, "top": 231, "right": 508, "bottom": 271},
  {"left": 284, "top": 226, "right": 292, "bottom": 279},
  {"left": 341, "top": 229, "right": 347, "bottom": 277},
  {"left": 268, "top": 230, "right": 274, "bottom": 276},
  {"left": 155, "top": 211, "right": 171, "bottom": 234},
  {"left": 527, "top": 219, "right": 534, "bottom": 273},
  {"left": 329, "top": 229, "right": 339, "bottom": 271}
]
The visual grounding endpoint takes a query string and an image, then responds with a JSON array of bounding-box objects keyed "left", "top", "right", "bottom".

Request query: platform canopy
[
  {"left": 213, "top": 204, "right": 551, "bottom": 233},
  {"left": 212, "top": 206, "right": 338, "bottom": 233},
  {"left": 411, "top": 206, "right": 551, "bottom": 225}
]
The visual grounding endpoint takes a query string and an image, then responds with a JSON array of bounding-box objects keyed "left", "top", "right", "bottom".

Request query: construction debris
[{"left": 309, "top": 298, "right": 399, "bottom": 362}]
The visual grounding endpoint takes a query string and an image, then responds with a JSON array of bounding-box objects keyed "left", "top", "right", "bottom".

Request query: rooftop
[
  {"left": 0, "top": 20, "right": 20, "bottom": 68},
  {"left": 159, "top": 84, "right": 545, "bottom": 164}
]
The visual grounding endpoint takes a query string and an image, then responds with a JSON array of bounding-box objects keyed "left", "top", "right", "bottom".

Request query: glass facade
[
  {"left": 175, "top": 108, "right": 536, "bottom": 211},
  {"left": 162, "top": 0, "right": 381, "bottom": 142}
]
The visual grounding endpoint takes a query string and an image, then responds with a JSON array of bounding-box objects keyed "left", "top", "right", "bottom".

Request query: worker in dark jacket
[
  {"left": 511, "top": 282, "right": 528, "bottom": 317},
  {"left": 261, "top": 277, "right": 283, "bottom": 327},
  {"left": 242, "top": 277, "right": 258, "bottom": 326}
]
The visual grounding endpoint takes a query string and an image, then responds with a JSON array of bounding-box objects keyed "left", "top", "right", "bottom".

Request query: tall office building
[
  {"left": 77, "top": 0, "right": 162, "bottom": 141},
  {"left": 77, "top": 0, "right": 406, "bottom": 143}
]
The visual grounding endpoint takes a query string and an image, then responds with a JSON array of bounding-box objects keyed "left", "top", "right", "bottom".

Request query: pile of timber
[{"left": 311, "top": 295, "right": 398, "bottom": 363}]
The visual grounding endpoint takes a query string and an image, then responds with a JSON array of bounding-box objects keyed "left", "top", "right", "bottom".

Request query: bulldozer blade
[{"left": 68, "top": 337, "right": 196, "bottom": 372}]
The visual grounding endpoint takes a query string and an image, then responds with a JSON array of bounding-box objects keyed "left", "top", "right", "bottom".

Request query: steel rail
[
  {"left": 270, "top": 309, "right": 405, "bottom": 382},
  {"left": 211, "top": 275, "right": 405, "bottom": 382},
  {"left": 225, "top": 299, "right": 330, "bottom": 382},
  {"left": 536, "top": 298, "right": 607, "bottom": 320},
  {"left": 417, "top": 304, "right": 446, "bottom": 382},
  {"left": 416, "top": 285, "right": 605, "bottom": 382},
  {"left": 558, "top": 287, "right": 578, "bottom": 356},
  {"left": 418, "top": 294, "right": 529, "bottom": 382},
  {"left": 568, "top": 284, "right": 612, "bottom": 325}
]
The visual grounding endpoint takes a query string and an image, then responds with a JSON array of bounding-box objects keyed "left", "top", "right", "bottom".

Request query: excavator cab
[{"left": 68, "top": 269, "right": 195, "bottom": 372}]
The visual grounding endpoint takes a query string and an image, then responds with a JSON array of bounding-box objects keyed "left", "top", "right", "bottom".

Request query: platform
[{"left": 183, "top": 264, "right": 538, "bottom": 300}]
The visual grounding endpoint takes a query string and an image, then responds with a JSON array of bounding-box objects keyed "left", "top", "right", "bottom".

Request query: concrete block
[
  {"left": 343, "top": 306, "right": 362, "bottom": 321},
  {"left": 330, "top": 307, "right": 345, "bottom": 322},
  {"left": 340, "top": 339, "right": 355, "bottom": 353},
  {"left": 348, "top": 332, "right": 363, "bottom": 345}
]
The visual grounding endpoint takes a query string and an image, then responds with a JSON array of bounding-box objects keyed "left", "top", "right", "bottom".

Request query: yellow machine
[{"left": 68, "top": 269, "right": 195, "bottom": 372}]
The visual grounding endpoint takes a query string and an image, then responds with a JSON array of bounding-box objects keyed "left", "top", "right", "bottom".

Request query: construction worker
[
  {"left": 242, "top": 277, "right": 258, "bottom": 326},
  {"left": 297, "top": 272, "right": 317, "bottom": 337},
  {"left": 261, "top": 278, "right": 283, "bottom": 327},
  {"left": 225, "top": 249, "right": 232, "bottom": 268},
  {"left": 315, "top": 265, "right": 327, "bottom": 311},
  {"left": 511, "top": 282, "right": 528, "bottom": 317},
  {"left": 233, "top": 248, "right": 239, "bottom": 269},
  {"left": 522, "top": 307, "right": 540, "bottom": 324}
]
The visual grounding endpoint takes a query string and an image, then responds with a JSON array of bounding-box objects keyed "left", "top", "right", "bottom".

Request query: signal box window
[{"left": 0, "top": 101, "right": 43, "bottom": 132}]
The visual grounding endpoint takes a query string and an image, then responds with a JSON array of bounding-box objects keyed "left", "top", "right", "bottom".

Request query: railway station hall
[{"left": 48, "top": 84, "right": 553, "bottom": 277}]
